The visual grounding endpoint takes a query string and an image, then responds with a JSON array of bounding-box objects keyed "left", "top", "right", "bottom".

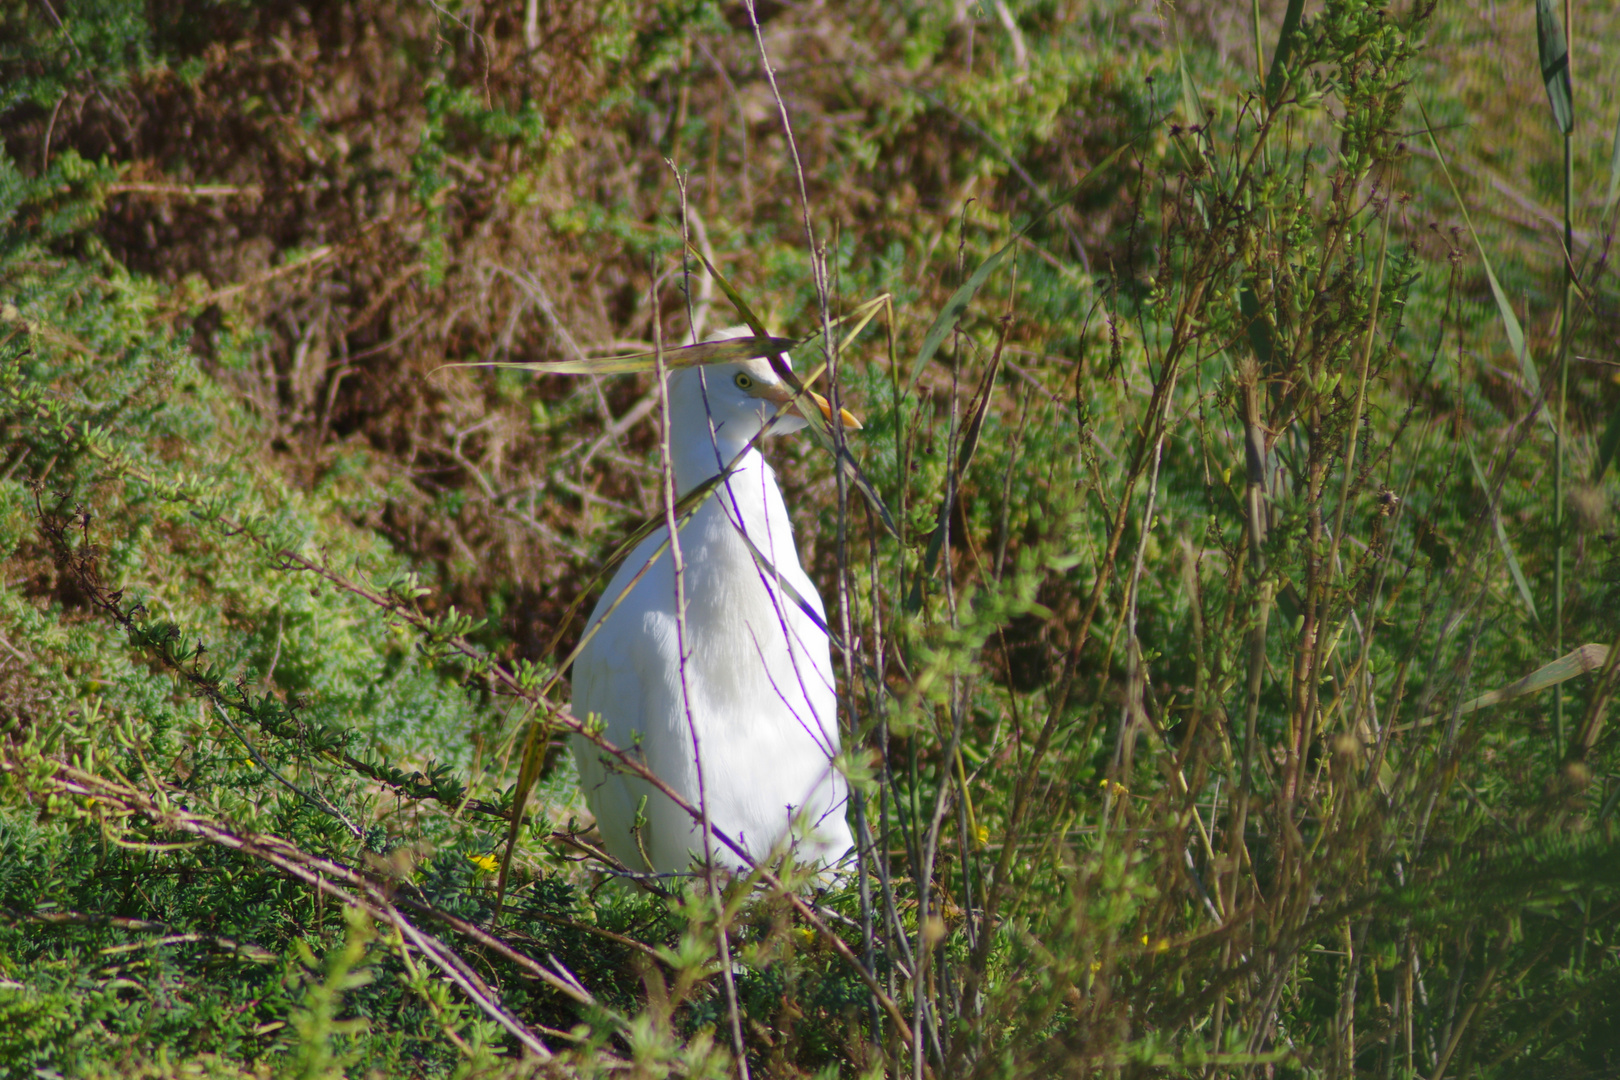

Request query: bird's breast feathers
[{"left": 570, "top": 450, "right": 849, "bottom": 871}]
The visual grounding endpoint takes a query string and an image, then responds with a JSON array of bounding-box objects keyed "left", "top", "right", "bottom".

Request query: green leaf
[
  {"left": 1453, "top": 643, "right": 1605, "bottom": 718},
  {"left": 1535, "top": 0, "right": 1574, "bottom": 135},
  {"left": 1240, "top": 284, "right": 1276, "bottom": 373},
  {"left": 685, "top": 241, "right": 774, "bottom": 349},
  {"left": 789, "top": 292, "right": 891, "bottom": 378},
  {"left": 1399, "top": 644, "right": 1611, "bottom": 729}
]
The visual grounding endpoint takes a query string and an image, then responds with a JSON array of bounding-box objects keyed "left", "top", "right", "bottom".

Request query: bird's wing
[
  {"left": 719, "top": 463, "right": 852, "bottom": 862},
  {"left": 571, "top": 531, "right": 686, "bottom": 870}
]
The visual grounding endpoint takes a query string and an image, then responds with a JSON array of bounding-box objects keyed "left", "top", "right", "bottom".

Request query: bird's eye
[{"left": 734, "top": 372, "right": 754, "bottom": 390}]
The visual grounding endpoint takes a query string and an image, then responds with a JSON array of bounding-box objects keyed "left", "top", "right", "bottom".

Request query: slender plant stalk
[
  {"left": 735, "top": 8, "right": 910, "bottom": 1071},
  {"left": 1251, "top": 0, "right": 1265, "bottom": 85},
  {"left": 650, "top": 273, "right": 750, "bottom": 1080},
  {"left": 1554, "top": 0, "right": 1574, "bottom": 757}
]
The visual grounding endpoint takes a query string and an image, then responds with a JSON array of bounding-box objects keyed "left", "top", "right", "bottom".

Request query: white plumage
[{"left": 570, "top": 336, "right": 856, "bottom": 875}]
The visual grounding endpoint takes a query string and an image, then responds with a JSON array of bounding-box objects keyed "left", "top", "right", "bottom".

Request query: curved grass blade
[
  {"left": 1398, "top": 644, "right": 1608, "bottom": 729},
  {"left": 683, "top": 242, "right": 778, "bottom": 368},
  {"left": 907, "top": 243, "right": 1016, "bottom": 395},
  {"left": 1171, "top": 39, "right": 1217, "bottom": 222},
  {"left": 1178, "top": 45, "right": 1206, "bottom": 130},
  {"left": 1420, "top": 99, "right": 1550, "bottom": 429},
  {"left": 440, "top": 335, "right": 795, "bottom": 377},
  {"left": 1467, "top": 439, "right": 1539, "bottom": 624},
  {"left": 452, "top": 296, "right": 888, "bottom": 383},
  {"left": 1454, "top": 642, "right": 1605, "bottom": 718},
  {"left": 792, "top": 292, "right": 892, "bottom": 371}
]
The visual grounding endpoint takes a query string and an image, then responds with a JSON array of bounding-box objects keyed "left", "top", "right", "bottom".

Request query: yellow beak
[
  {"left": 810, "top": 391, "right": 864, "bottom": 431},
  {"left": 758, "top": 383, "right": 862, "bottom": 430}
]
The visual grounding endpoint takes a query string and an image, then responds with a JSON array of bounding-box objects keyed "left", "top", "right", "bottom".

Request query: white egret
[{"left": 570, "top": 331, "right": 858, "bottom": 875}]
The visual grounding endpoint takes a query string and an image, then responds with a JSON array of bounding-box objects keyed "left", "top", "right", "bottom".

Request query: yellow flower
[{"left": 468, "top": 852, "right": 500, "bottom": 874}]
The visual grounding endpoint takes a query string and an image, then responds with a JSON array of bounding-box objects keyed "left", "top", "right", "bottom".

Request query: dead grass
[{"left": 5, "top": 0, "right": 1141, "bottom": 688}]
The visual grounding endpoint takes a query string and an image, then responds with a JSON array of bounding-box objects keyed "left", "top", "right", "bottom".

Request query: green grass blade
[
  {"left": 1468, "top": 440, "right": 1539, "bottom": 624},
  {"left": 906, "top": 337, "right": 1005, "bottom": 608},
  {"left": 823, "top": 438, "right": 900, "bottom": 537},
  {"left": 455, "top": 296, "right": 888, "bottom": 381},
  {"left": 792, "top": 293, "right": 891, "bottom": 374},
  {"left": 1178, "top": 46, "right": 1206, "bottom": 128},
  {"left": 1400, "top": 644, "right": 1609, "bottom": 728},
  {"left": 1605, "top": 112, "right": 1620, "bottom": 215},
  {"left": 495, "top": 704, "right": 548, "bottom": 909},
  {"left": 1419, "top": 99, "right": 1550, "bottom": 426},
  {"left": 1593, "top": 404, "right": 1620, "bottom": 480},
  {"left": 1263, "top": 0, "right": 1306, "bottom": 104},
  {"left": 1535, "top": 0, "right": 1574, "bottom": 135},
  {"left": 905, "top": 141, "right": 1135, "bottom": 396},
  {"left": 907, "top": 241, "right": 1015, "bottom": 394},
  {"left": 685, "top": 242, "right": 774, "bottom": 348},
  {"left": 1171, "top": 33, "right": 1220, "bottom": 224},
  {"left": 1454, "top": 643, "right": 1606, "bottom": 717}
]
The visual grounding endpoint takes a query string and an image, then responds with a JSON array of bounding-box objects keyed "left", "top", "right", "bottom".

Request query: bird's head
[{"left": 666, "top": 328, "right": 861, "bottom": 452}]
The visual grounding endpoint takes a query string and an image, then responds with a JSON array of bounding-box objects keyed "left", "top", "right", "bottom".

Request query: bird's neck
[
  {"left": 671, "top": 419, "right": 762, "bottom": 497},
  {"left": 666, "top": 369, "right": 765, "bottom": 496}
]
